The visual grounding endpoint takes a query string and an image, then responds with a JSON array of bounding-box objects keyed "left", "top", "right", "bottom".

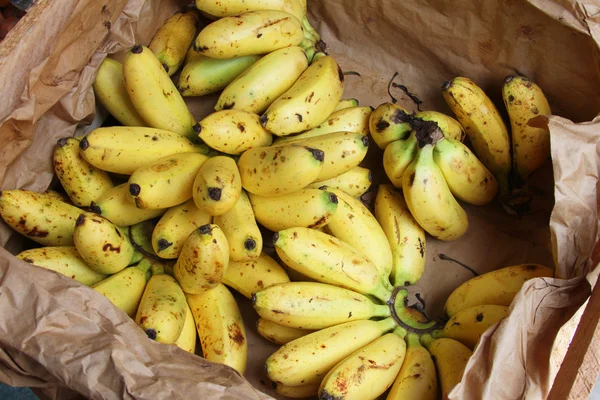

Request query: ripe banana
[
  {"left": 16, "top": 246, "right": 107, "bottom": 286},
  {"left": 252, "top": 281, "right": 391, "bottom": 330},
  {"left": 178, "top": 54, "right": 261, "bottom": 96},
  {"left": 123, "top": 45, "right": 197, "bottom": 141},
  {"left": 186, "top": 283, "right": 248, "bottom": 374},
  {"left": 192, "top": 156, "right": 242, "bottom": 216},
  {"left": 135, "top": 274, "right": 187, "bottom": 344},
  {"left": 414, "top": 110, "right": 465, "bottom": 142},
  {"left": 194, "top": 0, "right": 305, "bottom": 20},
  {"left": 173, "top": 224, "right": 229, "bottom": 294},
  {"left": 265, "top": 317, "right": 397, "bottom": 386},
  {"left": 237, "top": 144, "right": 324, "bottom": 196},
  {"left": 222, "top": 253, "right": 290, "bottom": 299},
  {"left": 307, "top": 166, "right": 372, "bottom": 197},
  {"left": 91, "top": 183, "right": 166, "bottom": 227},
  {"left": 274, "top": 227, "right": 392, "bottom": 302},
  {"left": 0, "top": 189, "right": 81, "bottom": 246},
  {"left": 213, "top": 191, "right": 262, "bottom": 261},
  {"left": 424, "top": 337, "right": 472, "bottom": 399},
  {"left": 92, "top": 58, "right": 146, "bottom": 126},
  {"left": 174, "top": 301, "right": 198, "bottom": 354},
  {"left": 215, "top": 46, "right": 309, "bottom": 114},
  {"left": 442, "top": 304, "right": 508, "bottom": 349},
  {"left": 333, "top": 98, "right": 359, "bottom": 112},
  {"left": 383, "top": 132, "right": 418, "bottom": 188},
  {"left": 194, "top": 10, "right": 304, "bottom": 59},
  {"left": 43, "top": 190, "right": 71, "bottom": 203},
  {"left": 197, "top": 109, "right": 273, "bottom": 155},
  {"left": 79, "top": 126, "right": 206, "bottom": 175},
  {"left": 369, "top": 103, "right": 412, "bottom": 149},
  {"left": 444, "top": 264, "right": 553, "bottom": 317},
  {"left": 257, "top": 318, "right": 313, "bottom": 345},
  {"left": 149, "top": 11, "right": 199, "bottom": 76},
  {"left": 374, "top": 184, "right": 426, "bottom": 286},
  {"left": 274, "top": 382, "right": 319, "bottom": 399},
  {"left": 502, "top": 75, "right": 552, "bottom": 181},
  {"left": 152, "top": 198, "right": 212, "bottom": 259},
  {"left": 442, "top": 77, "right": 511, "bottom": 196},
  {"left": 261, "top": 55, "right": 344, "bottom": 136}
]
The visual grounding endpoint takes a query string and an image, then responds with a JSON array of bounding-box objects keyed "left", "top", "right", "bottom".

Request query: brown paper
[{"left": 0, "top": 0, "right": 599, "bottom": 399}]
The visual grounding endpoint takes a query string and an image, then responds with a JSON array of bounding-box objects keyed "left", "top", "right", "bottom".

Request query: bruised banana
[
  {"left": 307, "top": 166, "right": 372, "bottom": 197},
  {"left": 383, "top": 131, "right": 418, "bottom": 188},
  {"left": 423, "top": 337, "right": 472, "bottom": 399},
  {"left": 195, "top": 0, "right": 305, "bottom": 20},
  {"left": 149, "top": 11, "right": 199, "bottom": 76},
  {"left": 369, "top": 103, "right": 412, "bottom": 149},
  {"left": 91, "top": 183, "right": 166, "bottom": 227},
  {"left": 257, "top": 318, "right": 313, "bottom": 345},
  {"left": 174, "top": 301, "right": 198, "bottom": 354},
  {"left": 194, "top": 10, "right": 303, "bottom": 59},
  {"left": 414, "top": 110, "right": 465, "bottom": 142},
  {"left": 334, "top": 98, "right": 360, "bottom": 112},
  {"left": 442, "top": 304, "right": 509, "bottom": 349},
  {"left": 222, "top": 253, "right": 289, "bottom": 299},
  {"left": 192, "top": 156, "right": 242, "bottom": 216}
]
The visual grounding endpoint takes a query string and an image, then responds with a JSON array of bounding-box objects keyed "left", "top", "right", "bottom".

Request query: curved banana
[
  {"left": 274, "top": 382, "right": 319, "bottom": 399},
  {"left": 149, "top": 11, "right": 199, "bottom": 76},
  {"left": 192, "top": 156, "right": 242, "bottom": 216},
  {"left": 414, "top": 110, "right": 465, "bottom": 142},
  {"left": 307, "top": 166, "right": 372, "bottom": 197},
  {"left": 222, "top": 253, "right": 290, "bottom": 299},
  {"left": 383, "top": 132, "right": 418, "bottom": 189},
  {"left": 174, "top": 301, "right": 198, "bottom": 354},
  {"left": 442, "top": 304, "right": 508, "bottom": 349},
  {"left": 195, "top": 0, "right": 305, "bottom": 20},
  {"left": 257, "top": 318, "right": 313, "bottom": 345},
  {"left": 369, "top": 103, "right": 412, "bottom": 149},
  {"left": 91, "top": 183, "right": 166, "bottom": 227},
  {"left": 333, "top": 98, "right": 359, "bottom": 112},
  {"left": 423, "top": 337, "right": 472, "bottom": 399}
]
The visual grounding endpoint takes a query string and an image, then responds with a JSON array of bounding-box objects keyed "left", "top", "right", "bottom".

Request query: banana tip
[
  {"left": 504, "top": 75, "right": 515, "bottom": 84},
  {"left": 368, "top": 170, "right": 373, "bottom": 182},
  {"left": 361, "top": 136, "right": 369, "bottom": 147},
  {"left": 79, "top": 137, "right": 90, "bottom": 150},
  {"left": 441, "top": 79, "right": 453, "bottom": 90},
  {"left": 131, "top": 45, "right": 143, "bottom": 54},
  {"left": 259, "top": 114, "right": 268, "bottom": 127},
  {"left": 145, "top": 328, "right": 157, "bottom": 340},
  {"left": 328, "top": 193, "right": 338, "bottom": 204},
  {"left": 307, "top": 147, "right": 325, "bottom": 162},
  {"left": 244, "top": 238, "right": 257, "bottom": 251},
  {"left": 251, "top": 293, "right": 257, "bottom": 305},
  {"left": 129, "top": 183, "right": 141, "bottom": 196},
  {"left": 56, "top": 137, "right": 69, "bottom": 147},
  {"left": 193, "top": 123, "right": 202, "bottom": 135},
  {"left": 75, "top": 214, "right": 86, "bottom": 226},
  {"left": 89, "top": 203, "right": 101, "bottom": 215},
  {"left": 207, "top": 187, "right": 222, "bottom": 201},
  {"left": 198, "top": 224, "right": 212, "bottom": 235}
]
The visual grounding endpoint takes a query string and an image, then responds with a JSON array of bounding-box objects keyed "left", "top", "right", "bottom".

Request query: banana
[
  {"left": 194, "top": 10, "right": 304, "bottom": 59},
  {"left": 252, "top": 281, "right": 391, "bottom": 330},
  {"left": 369, "top": 103, "right": 412, "bottom": 149},
  {"left": 215, "top": 46, "right": 309, "bottom": 114},
  {"left": 73, "top": 212, "right": 135, "bottom": 274},
  {"left": 178, "top": 54, "right": 261, "bottom": 96},
  {"left": 92, "top": 58, "right": 146, "bottom": 126},
  {"left": 194, "top": 0, "right": 305, "bottom": 20},
  {"left": 257, "top": 318, "right": 313, "bottom": 345},
  {"left": 265, "top": 317, "right": 397, "bottom": 386},
  {"left": 79, "top": 126, "right": 206, "bottom": 175},
  {"left": 92, "top": 258, "right": 152, "bottom": 317},
  {"left": 186, "top": 283, "right": 247, "bottom": 374},
  {"left": 306, "top": 166, "right": 372, "bottom": 197},
  {"left": 192, "top": 156, "right": 242, "bottom": 216},
  {"left": 423, "top": 337, "right": 472, "bottom": 399},
  {"left": 261, "top": 55, "right": 344, "bottom": 136},
  {"left": 222, "top": 253, "right": 290, "bottom": 298},
  {"left": 0, "top": 189, "right": 81, "bottom": 246},
  {"left": 387, "top": 334, "right": 438, "bottom": 400},
  {"left": 323, "top": 187, "right": 394, "bottom": 288},
  {"left": 442, "top": 77, "right": 511, "bottom": 196},
  {"left": 318, "top": 331, "right": 407, "bottom": 400},
  {"left": 149, "top": 11, "right": 199, "bottom": 76},
  {"left": 135, "top": 274, "right": 188, "bottom": 344},
  {"left": 444, "top": 264, "right": 553, "bottom": 317},
  {"left": 16, "top": 246, "right": 107, "bottom": 286},
  {"left": 174, "top": 301, "right": 198, "bottom": 354},
  {"left": 173, "top": 224, "right": 229, "bottom": 294},
  {"left": 197, "top": 109, "right": 273, "bottom": 155},
  {"left": 433, "top": 137, "right": 498, "bottom": 206},
  {"left": 382, "top": 132, "right": 418, "bottom": 189},
  {"left": 43, "top": 190, "right": 71, "bottom": 203},
  {"left": 442, "top": 304, "right": 508, "bottom": 349},
  {"left": 128, "top": 152, "right": 209, "bottom": 209},
  {"left": 123, "top": 45, "right": 197, "bottom": 141},
  {"left": 414, "top": 110, "right": 465, "bottom": 142},
  {"left": 374, "top": 184, "right": 426, "bottom": 286},
  {"left": 91, "top": 183, "right": 166, "bottom": 227},
  {"left": 333, "top": 98, "right": 359, "bottom": 112},
  {"left": 237, "top": 144, "right": 324, "bottom": 196},
  {"left": 152, "top": 198, "right": 212, "bottom": 259},
  {"left": 274, "top": 382, "right": 319, "bottom": 399},
  {"left": 502, "top": 75, "right": 552, "bottom": 181},
  {"left": 274, "top": 227, "right": 392, "bottom": 302},
  {"left": 213, "top": 191, "right": 262, "bottom": 261}
]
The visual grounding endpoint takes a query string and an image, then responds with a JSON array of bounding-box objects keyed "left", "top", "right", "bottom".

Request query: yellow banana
[
  {"left": 274, "top": 227, "right": 392, "bottom": 302},
  {"left": 16, "top": 246, "right": 107, "bottom": 286},
  {"left": 237, "top": 144, "right": 324, "bottom": 196},
  {"left": 43, "top": 190, "right": 71, "bottom": 203},
  {"left": 433, "top": 137, "right": 498, "bottom": 206},
  {"left": 502, "top": 75, "right": 552, "bottom": 181},
  {"left": 192, "top": 156, "right": 242, "bottom": 216},
  {"left": 194, "top": 10, "right": 303, "bottom": 59},
  {"left": 261, "top": 55, "right": 344, "bottom": 136},
  {"left": 414, "top": 110, "right": 465, "bottom": 142},
  {"left": 174, "top": 224, "right": 229, "bottom": 294},
  {"left": 274, "top": 383, "right": 319, "bottom": 399},
  {"left": 79, "top": 126, "right": 206, "bottom": 175},
  {"left": 91, "top": 183, "right": 166, "bottom": 227},
  {"left": 383, "top": 132, "right": 418, "bottom": 188},
  {"left": 197, "top": 109, "right": 273, "bottom": 155},
  {"left": 135, "top": 274, "right": 187, "bottom": 344},
  {"left": 92, "top": 58, "right": 146, "bottom": 126},
  {"left": 374, "top": 184, "right": 426, "bottom": 286},
  {"left": 257, "top": 318, "right": 313, "bottom": 345},
  {"left": 213, "top": 191, "right": 262, "bottom": 262},
  {"left": 149, "top": 11, "right": 199, "bottom": 76},
  {"left": 215, "top": 46, "right": 309, "bottom": 114},
  {"left": 442, "top": 304, "right": 508, "bottom": 349},
  {"left": 186, "top": 283, "right": 248, "bottom": 374},
  {"left": 0, "top": 189, "right": 81, "bottom": 246},
  {"left": 266, "top": 317, "right": 397, "bottom": 386},
  {"left": 222, "top": 253, "right": 290, "bottom": 299},
  {"left": 195, "top": 0, "right": 305, "bottom": 20},
  {"left": 174, "top": 301, "right": 198, "bottom": 354},
  {"left": 333, "top": 98, "right": 359, "bottom": 112},
  {"left": 442, "top": 77, "right": 511, "bottom": 196},
  {"left": 123, "top": 45, "right": 197, "bottom": 141},
  {"left": 369, "top": 103, "right": 412, "bottom": 149},
  {"left": 306, "top": 166, "right": 372, "bottom": 198},
  {"left": 152, "top": 198, "right": 212, "bottom": 259},
  {"left": 423, "top": 337, "right": 472, "bottom": 399},
  {"left": 444, "top": 264, "right": 554, "bottom": 317}
]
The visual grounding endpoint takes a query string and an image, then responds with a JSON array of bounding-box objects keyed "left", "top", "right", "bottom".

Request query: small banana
[
  {"left": 194, "top": 10, "right": 303, "bottom": 59},
  {"left": 423, "top": 337, "right": 472, "bottom": 399},
  {"left": 92, "top": 58, "right": 146, "bottom": 126},
  {"left": 414, "top": 110, "right": 465, "bottom": 142},
  {"left": 194, "top": 0, "right": 305, "bottom": 20},
  {"left": 369, "top": 103, "right": 412, "bottom": 149},
  {"left": 174, "top": 224, "right": 230, "bottom": 294},
  {"left": 135, "top": 274, "right": 188, "bottom": 344},
  {"left": 257, "top": 318, "right": 313, "bottom": 345},
  {"left": 174, "top": 301, "right": 198, "bottom": 354},
  {"left": 333, "top": 98, "right": 359, "bottom": 112},
  {"left": 261, "top": 55, "right": 344, "bottom": 136},
  {"left": 222, "top": 253, "right": 290, "bottom": 299},
  {"left": 91, "top": 183, "right": 166, "bottom": 227},
  {"left": 383, "top": 132, "right": 418, "bottom": 188},
  {"left": 307, "top": 166, "right": 372, "bottom": 198},
  {"left": 215, "top": 46, "right": 309, "bottom": 114},
  {"left": 197, "top": 109, "right": 273, "bottom": 155},
  {"left": 186, "top": 283, "right": 248, "bottom": 374},
  {"left": 442, "top": 304, "right": 508, "bottom": 349},
  {"left": 274, "top": 382, "right": 319, "bottom": 399},
  {"left": 192, "top": 156, "right": 242, "bottom": 216},
  {"left": 16, "top": 246, "right": 107, "bottom": 286},
  {"left": 149, "top": 11, "right": 199, "bottom": 76}
]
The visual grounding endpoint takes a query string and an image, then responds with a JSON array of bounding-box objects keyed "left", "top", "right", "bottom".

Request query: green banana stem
[
  {"left": 312, "top": 51, "right": 327, "bottom": 62},
  {"left": 387, "top": 286, "right": 442, "bottom": 334},
  {"left": 302, "top": 15, "right": 321, "bottom": 42},
  {"left": 135, "top": 258, "right": 154, "bottom": 280},
  {"left": 392, "top": 326, "right": 408, "bottom": 339}
]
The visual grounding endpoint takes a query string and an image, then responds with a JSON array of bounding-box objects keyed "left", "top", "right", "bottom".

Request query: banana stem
[
  {"left": 387, "top": 286, "right": 442, "bottom": 335},
  {"left": 302, "top": 16, "right": 321, "bottom": 42},
  {"left": 411, "top": 119, "right": 445, "bottom": 148}
]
